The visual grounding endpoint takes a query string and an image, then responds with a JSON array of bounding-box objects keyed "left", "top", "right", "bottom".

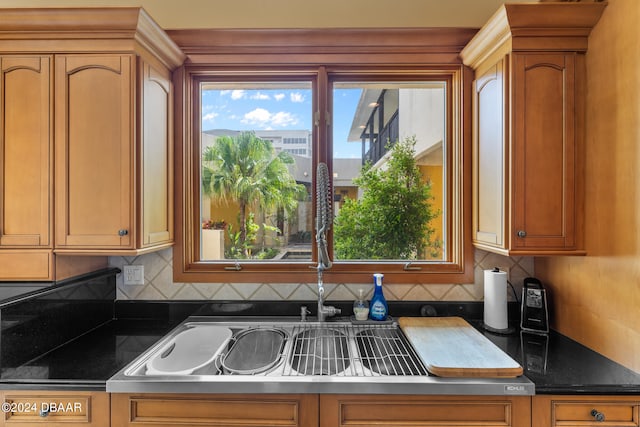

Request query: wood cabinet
[
  {"left": 0, "top": 54, "right": 105, "bottom": 280},
  {"left": 54, "top": 54, "right": 134, "bottom": 250},
  {"left": 111, "top": 393, "right": 531, "bottom": 427},
  {"left": 0, "top": 8, "right": 184, "bottom": 279},
  {"left": 461, "top": 3, "right": 606, "bottom": 256},
  {"left": 0, "top": 55, "right": 55, "bottom": 280},
  {"left": 139, "top": 61, "right": 174, "bottom": 249},
  {"left": 54, "top": 54, "right": 175, "bottom": 253},
  {"left": 320, "top": 394, "right": 531, "bottom": 427},
  {"left": 0, "top": 390, "right": 109, "bottom": 427},
  {"left": 111, "top": 393, "right": 319, "bottom": 427},
  {"left": 0, "top": 55, "right": 52, "bottom": 249},
  {"left": 533, "top": 395, "right": 640, "bottom": 427}
]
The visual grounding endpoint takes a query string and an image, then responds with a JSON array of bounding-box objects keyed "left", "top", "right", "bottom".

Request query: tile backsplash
[{"left": 110, "top": 249, "right": 533, "bottom": 302}]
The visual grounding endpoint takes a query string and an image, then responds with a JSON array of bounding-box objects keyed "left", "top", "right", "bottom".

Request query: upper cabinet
[
  {"left": 0, "top": 8, "right": 185, "bottom": 280},
  {"left": 0, "top": 55, "right": 52, "bottom": 250},
  {"left": 0, "top": 55, "right": 56, "bottom": 280},
  {"left": 54, "top": 54, "right": 135, "bottom": 250},
  {"left": 461, "top": 3, "right": 606, "bottom": 256}
]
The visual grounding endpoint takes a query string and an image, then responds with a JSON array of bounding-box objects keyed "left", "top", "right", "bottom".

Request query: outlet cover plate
[{"left": 123, "top": 265, "right": 144, "bottom": 285}]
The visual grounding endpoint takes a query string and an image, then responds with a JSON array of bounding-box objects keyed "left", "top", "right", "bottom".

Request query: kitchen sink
[
  {"left": 118, "top": 319, "right": 425, "bottom": 378},
  {"left": 107, "top": 316, "right": 535, "bottom": 395}
]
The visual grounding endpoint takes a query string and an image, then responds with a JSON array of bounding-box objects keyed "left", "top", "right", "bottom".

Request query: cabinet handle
[
  {"left": 590, "top": 409, "right": 605, "bottom": 422},
  {"left": 39, "top": 408, "right": 49, "bottom": 418},
  {"left": 118, "top": 229, "right": 129, "bottom": 236},
  {"left": 517, "top": 230, "right": 527, "bottom": 238}
]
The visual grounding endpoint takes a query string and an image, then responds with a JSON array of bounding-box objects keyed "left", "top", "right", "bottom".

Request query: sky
[{"left": 201, "top": 87, "right": 362, "bottom": 159}]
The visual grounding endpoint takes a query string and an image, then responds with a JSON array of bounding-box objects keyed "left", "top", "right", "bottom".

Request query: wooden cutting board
[{"left": 398, "top": 317, "right": 523, "bottom": 378}]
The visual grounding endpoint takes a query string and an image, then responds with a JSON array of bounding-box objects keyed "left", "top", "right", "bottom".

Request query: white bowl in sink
[{"left": 146, "top": 325, "right": 232, "bottom": 375}]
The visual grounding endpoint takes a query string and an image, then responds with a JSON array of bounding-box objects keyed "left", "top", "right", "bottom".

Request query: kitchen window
[{"left": 172, "top": 28, "right": 474, "bottom": 284}]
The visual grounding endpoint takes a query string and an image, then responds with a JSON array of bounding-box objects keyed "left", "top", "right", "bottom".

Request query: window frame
[{"left": 171, "top": 28, "right": 475, "bottom": 284}]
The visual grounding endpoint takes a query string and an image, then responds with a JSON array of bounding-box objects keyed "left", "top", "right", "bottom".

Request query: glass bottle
[{"left": 369, "top": 273, "right": 388, "bottom": 321}]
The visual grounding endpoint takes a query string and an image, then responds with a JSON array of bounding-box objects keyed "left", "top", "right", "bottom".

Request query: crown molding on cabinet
[
  {"left": 0, "top": 7, "right": 185, "bottom": 70},
  {"left": 460, "top": 2, "right": 607, "bottom": 70}
]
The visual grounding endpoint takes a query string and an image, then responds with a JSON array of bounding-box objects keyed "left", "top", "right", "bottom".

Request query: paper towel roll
[{"left": 484, "top": 268, "right": 508, "bottom": 330}]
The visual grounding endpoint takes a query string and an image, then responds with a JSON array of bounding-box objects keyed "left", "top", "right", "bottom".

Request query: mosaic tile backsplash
[{"left": 110, "top": 249, "right": 534, "bottom": 302}]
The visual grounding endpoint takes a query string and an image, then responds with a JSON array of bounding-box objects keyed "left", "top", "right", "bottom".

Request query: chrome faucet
[
  {"left": 314, "top": 162, "right": 340, "bottom": 322},
  {"left": 316, "top": 264, "right": 340, "bottom": 322}
]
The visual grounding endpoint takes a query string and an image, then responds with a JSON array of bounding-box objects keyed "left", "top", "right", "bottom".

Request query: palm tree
[{"left": 202, "top": 131, "right": 307, "bottom": 257}]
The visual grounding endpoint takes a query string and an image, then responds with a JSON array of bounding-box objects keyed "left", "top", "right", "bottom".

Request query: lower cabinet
[
  {"left": 0, "top": 391, "right": 109, "bottom": 427},
  {"left": 320, "top": 394, "right": 531, "bottom": 427},
  {"left": 532, "top": 395, "right": 640, "bottom": 427},
  {"left": 110, "top": 393, "right": 319, "bottom": 427},
  {"left": 8, "top": 392, "right": 638, "bottom": 427},
  {"left": 110, "top": 393, "right": 530, "bottom": 427}
]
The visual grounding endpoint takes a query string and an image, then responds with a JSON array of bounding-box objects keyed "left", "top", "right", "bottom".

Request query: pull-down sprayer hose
[{"left": 316, "top": 162, "right": 333, "bottom": 270}]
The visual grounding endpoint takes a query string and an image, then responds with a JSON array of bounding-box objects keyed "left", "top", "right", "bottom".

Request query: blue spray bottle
[{"left": 369, "top": 273, "right": 388, "bottom": 321}]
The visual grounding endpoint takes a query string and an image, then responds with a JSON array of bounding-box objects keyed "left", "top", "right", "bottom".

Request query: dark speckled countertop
[
  {"left": 1, "top": 277, "right": 639, "bottom": 394},
  {"left": 476, "top": 323, "right": 640, "bottom": 395}
]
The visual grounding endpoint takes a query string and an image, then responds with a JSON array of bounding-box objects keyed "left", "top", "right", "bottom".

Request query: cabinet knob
[
  {"left": 39, "top": 408, "right": 49, "bottom": 418},
  {"left": 118, "top": 229, "right": 129, "bottom": 236},
  {"left": 590, "top": 409, "right": 605, "bottom": 422},
  {"left": 517, "top": 230, "right": 527, "bottom": 238}
]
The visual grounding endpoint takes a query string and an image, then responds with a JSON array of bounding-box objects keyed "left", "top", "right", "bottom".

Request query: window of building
[{"left": 172, "top": 28, "right": 474, "bottom": 284}]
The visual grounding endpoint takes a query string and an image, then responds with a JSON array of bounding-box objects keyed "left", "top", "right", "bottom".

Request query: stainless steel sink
[{"left": 107, "top": 316, "right": 535, "bottom": 395}]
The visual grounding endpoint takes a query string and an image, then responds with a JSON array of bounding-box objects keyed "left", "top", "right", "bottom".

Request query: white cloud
[
  {"left": 274, "top": 93, "right": 286, "bottom": 101},
  {"left": 251, "top": 92, "right": 271, "bottom": 100},
  {"left": 231, "top": 90, "right": 246, "bottom": 100},
  {"left": 202, "top": 112, "right": 219, "bottom": 122},
  {"left": 290, "top": 92, "right": 305, "bottom": 103},
  {"left": 241, "top": 108, "right": 298, "bottom": 128},
  {"left": 242, "top": 108, "right": 271, "bottom": 125},
  {"left": 271, "top": 111, "right": 298, "bottom": 127}
]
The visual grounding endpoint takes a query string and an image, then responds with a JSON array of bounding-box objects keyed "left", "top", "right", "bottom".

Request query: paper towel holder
[{"left": 482, "top": 267, "right": 516, "bottom": 335}]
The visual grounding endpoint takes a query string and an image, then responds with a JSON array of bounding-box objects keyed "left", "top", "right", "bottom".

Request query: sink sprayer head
[{"left": 316, "top": 162, "right": 333, "bottom": 270}]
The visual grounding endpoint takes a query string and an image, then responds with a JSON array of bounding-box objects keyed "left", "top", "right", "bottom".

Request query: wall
[
  {"left": 535, "top": 0, "right": 640, "bottom": 373},
  {"left": 0, "top": 0, "right": 533, "bottom": 29},
  {"left": 111, "top": 248, "right": 533, "bottom": 303}
]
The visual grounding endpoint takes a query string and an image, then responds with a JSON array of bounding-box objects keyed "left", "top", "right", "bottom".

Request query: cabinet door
[
  {"left": 0, "top": 55, "right": 52, "bottom": 248},
  {"left": 55, "top": 55, "right": 134, "bottom": 249},
  {"left": 533, "top": 395, "right": 640, "bottom": 427},
  {"left": 111, "top": 393, "right": 319, "bottom": 427},
  {"left": 511, "top": 53, "right": 578, "bottom": 251},
  {"left": 472, "top": 57, "right": 508, "bottom": 249},
  {"left": 139, "top": 59, "right": 173, "bottom": 247},
  {"left": 320, "top": 395, "right": 531, "bottom": 427},
  {"left": 0, "top": 390, "right": 109, "bottom": 427}
]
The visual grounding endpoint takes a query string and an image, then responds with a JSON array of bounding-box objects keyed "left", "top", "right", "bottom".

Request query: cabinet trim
[
  {"left": 460, "top": 3, "right": 607, "bottom": 69},
  {"left": 0, "top": 8, "right": 185, "bottom": 70}
]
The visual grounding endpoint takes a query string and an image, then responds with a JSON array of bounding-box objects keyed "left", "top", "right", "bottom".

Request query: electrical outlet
[{"left": 123, "top": 265, "right": 144, "bottom": 285}]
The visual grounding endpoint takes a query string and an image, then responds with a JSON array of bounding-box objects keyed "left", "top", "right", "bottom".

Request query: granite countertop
[
  {"left": 477, "top": 324, "right": 640, "bottom": 395},
  {"left": 1, "top": 300, "right": 639, "bottom": 394},
  {"left": 0, "top": 319, "right": 176, "bottom": 390}
]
